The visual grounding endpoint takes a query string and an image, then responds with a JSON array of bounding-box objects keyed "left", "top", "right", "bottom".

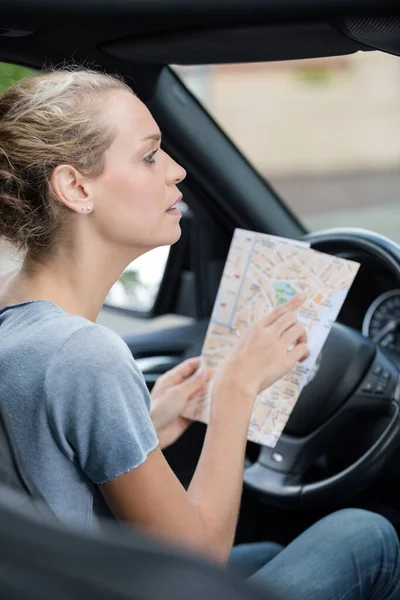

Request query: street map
[{"left": 181, "top": 229, "right": 360, "bottom": 447}]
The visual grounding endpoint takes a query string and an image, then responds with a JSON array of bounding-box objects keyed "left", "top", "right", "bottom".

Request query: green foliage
[
  {"left": 295, "top": 66, "right": 335, "bottom": 86},
  {"left": 0, "top": 62, "right": 35, "bottom": 92},
  {"left": 119, "top": 269, "right": 142, "bottom": 287}
]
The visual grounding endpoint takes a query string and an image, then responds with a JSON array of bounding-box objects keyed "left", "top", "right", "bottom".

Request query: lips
[{"left": 166, "top": 194, "right": 183, "bottom": 211}]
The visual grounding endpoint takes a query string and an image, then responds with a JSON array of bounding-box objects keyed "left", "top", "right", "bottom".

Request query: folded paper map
[{"left": 182, "top": 229, "right": 360, "bottom": 447}]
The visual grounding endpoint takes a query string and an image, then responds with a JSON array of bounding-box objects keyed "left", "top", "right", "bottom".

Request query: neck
[{"left": 0, "top": 240, "right": 145, "bottom": 322}]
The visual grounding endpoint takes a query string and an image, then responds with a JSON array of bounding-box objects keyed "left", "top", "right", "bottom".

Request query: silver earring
[{"left": 81, "top": 206, "right": 92, "bottom": 212}]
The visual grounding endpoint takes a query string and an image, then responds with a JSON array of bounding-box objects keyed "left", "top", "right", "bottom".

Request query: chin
[
  {"left": 144, "top": 226, "right": 182, "bottom": 252},
  {"left": 163, "top": 224, "right": 182, "bottom": 246}
]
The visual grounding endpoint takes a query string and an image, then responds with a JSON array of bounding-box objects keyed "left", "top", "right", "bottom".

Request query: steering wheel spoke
[
  {"left": 244, "top": 460, "right": 302, "bottom": 504},
  {"left": 348, "top": 349, "right": 400, "bottom": 412},
  {"left": 257, "top": 434, "right": 315, "bottom": 478},
  {"left": 243, "top": 434, "right": 315, "bottom": 506}
]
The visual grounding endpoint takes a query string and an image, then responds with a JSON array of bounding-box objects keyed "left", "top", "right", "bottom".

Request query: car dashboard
[{"left": 338, "top": 262, "right": 400, "bottom": 360}]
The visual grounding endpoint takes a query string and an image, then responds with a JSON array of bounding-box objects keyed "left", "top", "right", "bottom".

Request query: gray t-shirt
[{"left": 0, "top": 300, "right": 159, "bottom": 530}]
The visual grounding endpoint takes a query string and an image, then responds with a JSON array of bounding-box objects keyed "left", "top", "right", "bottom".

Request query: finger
[
  {"left": 178, "top": 357, "right": 201, "bottom": 378},
  {"left": 182, "top": 365, "right": 211, "bottom": 397},
  {"left": 281, "top": 323, "right": 308, "bottom": 347},
  {"left": 288, "top": 342, "right": 310, "bottom": 364},
  {"left": 159, "top": 357, "right": 201, "bottom": 386},
  {"left": 298, "top": 330, "right": 308, "bottom": 345},
  {"left": 262, "top": 293, "right": 306, "bottom": 327},
  {"left": 271, "top": 311, "right": 298, "bottom": 336}
]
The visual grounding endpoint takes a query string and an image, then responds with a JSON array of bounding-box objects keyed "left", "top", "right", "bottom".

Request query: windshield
[{"left": 174, "top": 51, "right": 400, "bottom": 243}]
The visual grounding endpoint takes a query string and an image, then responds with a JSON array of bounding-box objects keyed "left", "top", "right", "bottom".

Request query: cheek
[
  {"left": 99, "top": 169, "right": 164, "bottom": 231},
  {"left": 106, "top": 167, "right": 140, "bottom": 199}
]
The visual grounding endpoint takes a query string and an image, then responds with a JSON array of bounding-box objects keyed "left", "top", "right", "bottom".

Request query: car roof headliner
[{"left": 0, "top": 0, "right": 399, "bottom": 98}]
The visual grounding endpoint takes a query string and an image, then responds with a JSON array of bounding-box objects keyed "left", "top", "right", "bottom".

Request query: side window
[{"left": 105, "top": 247, "right": 170, "bottom": 313}]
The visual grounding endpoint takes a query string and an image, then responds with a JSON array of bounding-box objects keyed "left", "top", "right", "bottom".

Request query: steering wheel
[{"left": 244, "top": 228, "right": 400, "bottom": 509}]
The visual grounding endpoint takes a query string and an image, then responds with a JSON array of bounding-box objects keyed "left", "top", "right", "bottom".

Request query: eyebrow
[{"left": 141, "top": 132, "right": 162, "bottom": 143}]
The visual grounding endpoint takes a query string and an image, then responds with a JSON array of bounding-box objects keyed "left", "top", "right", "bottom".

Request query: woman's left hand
[{"left": 150, "top": 357, "right": 211, "bottom": 449}]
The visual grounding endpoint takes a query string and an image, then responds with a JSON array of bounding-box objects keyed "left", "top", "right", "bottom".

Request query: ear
[{"left": 50, "top": 165, "right": 91, "bottom": 213}]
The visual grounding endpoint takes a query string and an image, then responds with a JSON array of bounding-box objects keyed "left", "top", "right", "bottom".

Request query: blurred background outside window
[{"left": 174, "top": 51, "right": 400, "bottom": 241}]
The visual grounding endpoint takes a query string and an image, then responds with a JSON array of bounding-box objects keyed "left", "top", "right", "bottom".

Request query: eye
[{"left": 144, "top": 149, "right": 158, "bottom": 164}]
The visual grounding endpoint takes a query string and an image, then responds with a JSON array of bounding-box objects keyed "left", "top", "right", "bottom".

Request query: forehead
[{"left": 103, "top": 89, "right": 158, "bottom": 143}]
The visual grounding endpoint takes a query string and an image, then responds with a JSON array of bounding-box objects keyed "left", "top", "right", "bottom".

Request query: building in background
[{"left": 176, "top": 51, "right": 400, "bottom": 241}]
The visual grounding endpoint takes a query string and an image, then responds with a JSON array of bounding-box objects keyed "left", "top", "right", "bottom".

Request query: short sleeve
[{"left": 44, "top": 324, "right": 159, "bottom": 485}]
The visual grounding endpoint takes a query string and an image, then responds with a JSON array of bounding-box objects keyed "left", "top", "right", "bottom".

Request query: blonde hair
[{"left": 0, "top": 67, "right": 133, "bottom": 261}]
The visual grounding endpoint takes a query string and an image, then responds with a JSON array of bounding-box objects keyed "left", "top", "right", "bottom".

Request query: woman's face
[{"left": 88, "top": 90, "right": 186, "bottom": 253}]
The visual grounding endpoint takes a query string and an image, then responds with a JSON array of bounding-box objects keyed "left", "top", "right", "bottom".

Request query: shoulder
[
  {"left": 56, "top": 321, "right": 133, "bottom": 364},
  {"left": 37, "top": 311, "right": 136, "bottom": 374},
  {"left": 44, "top": 318, "right": 147, "bottom": 398},
  {"left": 1, "top": 301, "right": 135, "bottom": 373},
  {"left": 44, "top": 317, "right": 152, "bottom": 423},
  {"left": 44, "top": 319, "right": 150, "bottom": 414}
]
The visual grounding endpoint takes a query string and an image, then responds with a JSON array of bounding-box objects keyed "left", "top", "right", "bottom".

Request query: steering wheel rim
[{"left": 243, "top": 228, "right": 400, "bottom": 509}]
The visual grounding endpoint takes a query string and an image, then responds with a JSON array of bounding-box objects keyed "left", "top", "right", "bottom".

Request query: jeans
[{"left": 228, "top": 509, "right": 400, "bottom": 600}]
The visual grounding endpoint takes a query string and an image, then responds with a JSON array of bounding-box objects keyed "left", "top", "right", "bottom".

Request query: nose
[{"left": 166, "top": 153, "right": 186, "bottom": 185}]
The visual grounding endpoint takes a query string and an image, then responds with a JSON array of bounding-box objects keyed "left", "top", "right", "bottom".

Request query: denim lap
[
  {"left": 230, "top": 509, "right": 400, "bottom": 600},
  {"left": 229, "top": 541, "right": 284, "bottom": 578}
]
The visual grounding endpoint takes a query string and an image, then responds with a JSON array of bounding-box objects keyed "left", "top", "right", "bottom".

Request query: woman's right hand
[{"left": 213, "top": 294, "right": 310, "bottom": 408}]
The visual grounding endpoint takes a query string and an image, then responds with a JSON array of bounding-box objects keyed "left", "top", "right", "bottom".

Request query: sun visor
[
  {"left": 335, "top": 15, "right": 400, "bottom": 56},
  {"left": 100, "top": 22, "right": 365, "bottom": 66}
]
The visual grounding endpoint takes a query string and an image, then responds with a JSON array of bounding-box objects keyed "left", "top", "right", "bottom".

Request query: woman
[{"left": 0, "top": 68, "right": 398, "bottom": 599}]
